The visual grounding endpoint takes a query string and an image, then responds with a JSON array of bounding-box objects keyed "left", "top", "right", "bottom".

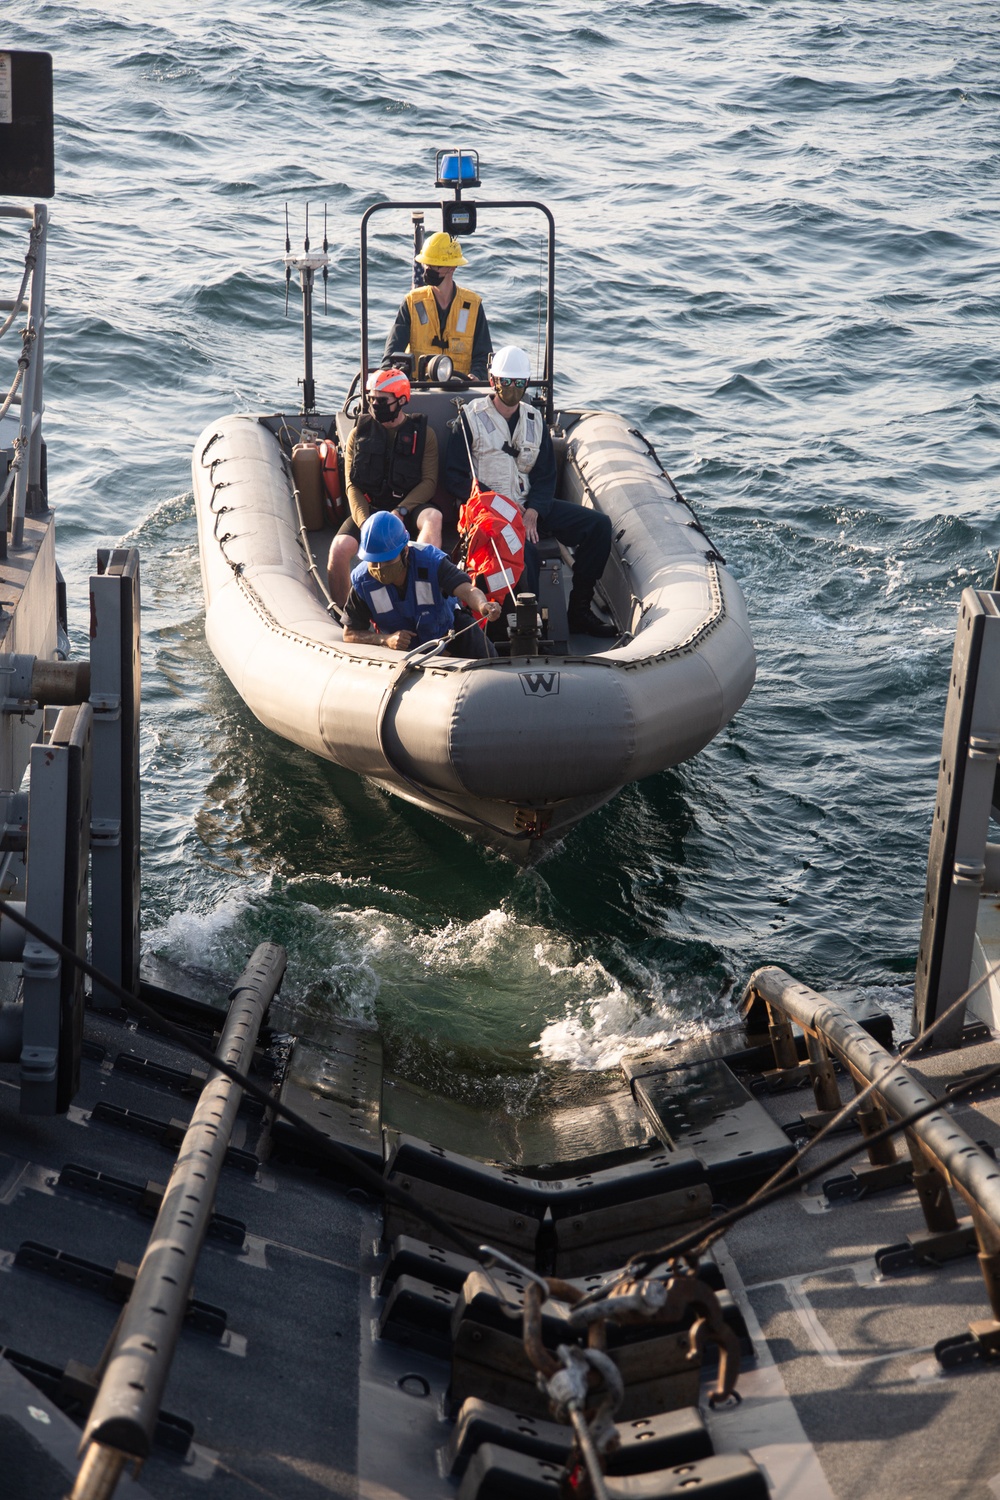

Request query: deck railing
[
  {"left": 71, "top": 943, "right": 287, "bottom": 1499},
  {"left": 0, "top": 202, "right": 47, "bottom": 551},
  {"left": 743, "top": 965, "right": 1000, "bottom": 1361}
]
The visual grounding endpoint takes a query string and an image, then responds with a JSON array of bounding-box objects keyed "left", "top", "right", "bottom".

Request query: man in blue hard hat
[{"left": 342, "top": 511, "right": 500, "bottom": 659}]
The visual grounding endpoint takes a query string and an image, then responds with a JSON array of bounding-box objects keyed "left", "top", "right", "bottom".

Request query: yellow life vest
[{"left": 406, "top": 284, "right": 482, "bottom": 374}]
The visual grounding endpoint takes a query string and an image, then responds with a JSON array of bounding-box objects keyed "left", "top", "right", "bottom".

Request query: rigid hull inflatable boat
[
  {"left": 193, "top": 160, "right": 755, "bottom": 858},
  {"left": 193, "top": 407, "right": 754, "bottom": 859}
]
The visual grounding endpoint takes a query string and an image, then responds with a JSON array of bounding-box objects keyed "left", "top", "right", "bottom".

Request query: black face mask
[
  {"left": 370, "top": 397, "right": 398, "bottom": 423},
  {"left": 423, "top": 266, "right": 443, "bottom": 287}
]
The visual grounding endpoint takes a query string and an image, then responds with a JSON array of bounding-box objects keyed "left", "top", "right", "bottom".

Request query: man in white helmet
[
  {"left": 381, "top": 231, "right": 493, "bottom": 382},
  {"left": 445, "top": 346, "right": 616, "bottom": 638}
]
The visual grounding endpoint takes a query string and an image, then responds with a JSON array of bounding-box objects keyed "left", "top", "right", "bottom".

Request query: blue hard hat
[{"left": 358, "top": 510, "right": 409, "bottom": 563}]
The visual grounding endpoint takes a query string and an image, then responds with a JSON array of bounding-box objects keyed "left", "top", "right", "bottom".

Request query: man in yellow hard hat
[{"left": 381, "top": 231, "right": 493, "bottom": 382}]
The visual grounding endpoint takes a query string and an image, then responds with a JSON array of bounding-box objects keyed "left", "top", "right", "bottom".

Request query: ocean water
[{"left": 2, "top": 3, "right": 998, "bottom": 1106}]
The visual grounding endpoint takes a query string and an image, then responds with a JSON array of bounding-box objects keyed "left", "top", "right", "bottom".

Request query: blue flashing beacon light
[{"left": 435, "top": 148, "right": 480, "bottom": 191}]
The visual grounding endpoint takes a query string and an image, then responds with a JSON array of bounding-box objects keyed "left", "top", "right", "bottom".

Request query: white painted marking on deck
[
  {"left": 0, "top": 1161, "right": 30, "bottom": 1203},
  {"left": 240, "top": 1233, "right": 270, "bottom": 1269},
  {"left": 219, "top": 1330, "right": 248, "bottom": 1357},
  {"left": 0, "top": 1161, "right": 57, "bottom": 1204},
  {"left": 183, "top": 1443, "right": 220, "bottom": 1480},
  {"left": 709, "top": 1237, "right": 837, "bottom": 1500},
  {"left": 745, "top": 1258, "right": 876, "bottom": 1292},
  {"left": 753, "top": 1260, "right": 937, "bottom": 1368},
  {"left": 238, "top": 1231, "right": 355, "bottom": 1273}
]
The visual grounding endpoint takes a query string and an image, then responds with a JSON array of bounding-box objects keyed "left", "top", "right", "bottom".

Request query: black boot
[{"left": 567, "top": 579, "right": 618, "bottom": 638}]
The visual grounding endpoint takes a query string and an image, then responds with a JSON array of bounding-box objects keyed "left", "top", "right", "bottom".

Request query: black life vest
[{"left": 349, "top": 413, "right": 427, "bottom": 507}]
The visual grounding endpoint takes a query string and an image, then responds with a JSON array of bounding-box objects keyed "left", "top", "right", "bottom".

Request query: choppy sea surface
[{"left": 3, "top": 3, "right": 998, "bottom": 1110}]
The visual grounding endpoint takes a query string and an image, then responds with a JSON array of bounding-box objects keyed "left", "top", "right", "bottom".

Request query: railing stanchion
[
  {"left": 969, "top": 1205, "right": 1000, "bottom": 1322},
  {"left": 743, "top": 965, "right": 1000, "bottom": 1364},
  {"left": 805, "top": 1031, "right": 841, "bottom": 1115},
  {"left": 851, "top": 1077, "right": 899, "bottom": 1168},
  {"left": 906, "top": 1135, "right": 959, "bottom": 1235},
  {"left": 766, "top": 1000, "right": 799, "bottom": 1072}
]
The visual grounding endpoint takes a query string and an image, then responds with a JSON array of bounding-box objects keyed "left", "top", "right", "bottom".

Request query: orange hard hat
[{"left": 367, "top": 368, "right": 411, "bottom": 403}]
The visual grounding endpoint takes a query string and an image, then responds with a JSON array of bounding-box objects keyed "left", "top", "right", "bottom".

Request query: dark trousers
[
  {"left": 521, "top": 502, "right": 612, "bottom": 594},
  {"left": 446, "top": 608, "right": 496, "bottom": 659}
]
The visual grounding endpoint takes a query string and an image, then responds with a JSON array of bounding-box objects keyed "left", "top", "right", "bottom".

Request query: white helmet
[{"left": 490, "top": 344, "right": 531, "bottom": 381}]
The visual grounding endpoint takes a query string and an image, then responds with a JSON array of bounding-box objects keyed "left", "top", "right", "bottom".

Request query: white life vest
[{"left": 464, "top": 398, "right": 543, "bottom": 505}]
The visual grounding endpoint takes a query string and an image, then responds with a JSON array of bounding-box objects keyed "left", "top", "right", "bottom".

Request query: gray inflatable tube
[{"left": 192, "top": 411, "right": 756, "bottom": 860}]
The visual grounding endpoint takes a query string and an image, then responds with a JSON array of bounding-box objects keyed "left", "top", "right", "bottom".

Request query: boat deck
[
  {"left": 2, "top": 967, "right": 999, "bottom": 1498},
  {"left": 718, "top": 1040, "right": 1000, "bottom": 1500},
  {"left": 266, "top": 406, "right": 621, "bottom": 656},
  {"left": 0, "top": 991, "right": 366, "bottom": 1500}
]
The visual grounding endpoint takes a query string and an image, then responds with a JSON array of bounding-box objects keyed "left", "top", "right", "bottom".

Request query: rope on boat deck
[
  {"left": 371, "top": 617, "right": 540, "bottom": 845},
  {"left": 0, "top": 221, "right": 40, "bottom": 344},
  {"left": 0, "top": 325, "right": 32, "bottom": 423}
]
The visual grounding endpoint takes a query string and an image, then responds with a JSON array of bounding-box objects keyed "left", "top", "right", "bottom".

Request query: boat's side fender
[{"left": 400, "top": 665, "right": 638, "bottom": 802}]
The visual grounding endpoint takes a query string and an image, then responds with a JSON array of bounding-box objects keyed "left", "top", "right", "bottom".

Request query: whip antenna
[
  {"left": 284, "top": 203, "right": 291, "bottom": 316},
  {"left": 535, "top": 229, "right": 544, "bottom": 379},
  {"left": 411, "top": 210, "right": 425, "bottom": 289},
  {"left": 282, "top": 202, "right": 330, "bottom": 414},
  {"left": 323, "top": 205, "right": 329, "bottom": 315}
]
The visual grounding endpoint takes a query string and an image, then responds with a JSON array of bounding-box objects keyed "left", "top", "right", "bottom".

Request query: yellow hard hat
[{"left": 416, "top": 231, "right": 468, "bottom": 268}]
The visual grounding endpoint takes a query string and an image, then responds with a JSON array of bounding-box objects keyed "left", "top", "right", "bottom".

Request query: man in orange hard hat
[
  {"left": 327, "top": 367, "right": 442, "bottom": 607},
  {"left": 381, "top": 231, "right": 493, "bottom": 382}
]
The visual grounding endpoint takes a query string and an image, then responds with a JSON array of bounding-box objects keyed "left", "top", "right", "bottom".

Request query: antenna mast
[{"left": 282, "top": 203, "right": 329, "bottom": 414}]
